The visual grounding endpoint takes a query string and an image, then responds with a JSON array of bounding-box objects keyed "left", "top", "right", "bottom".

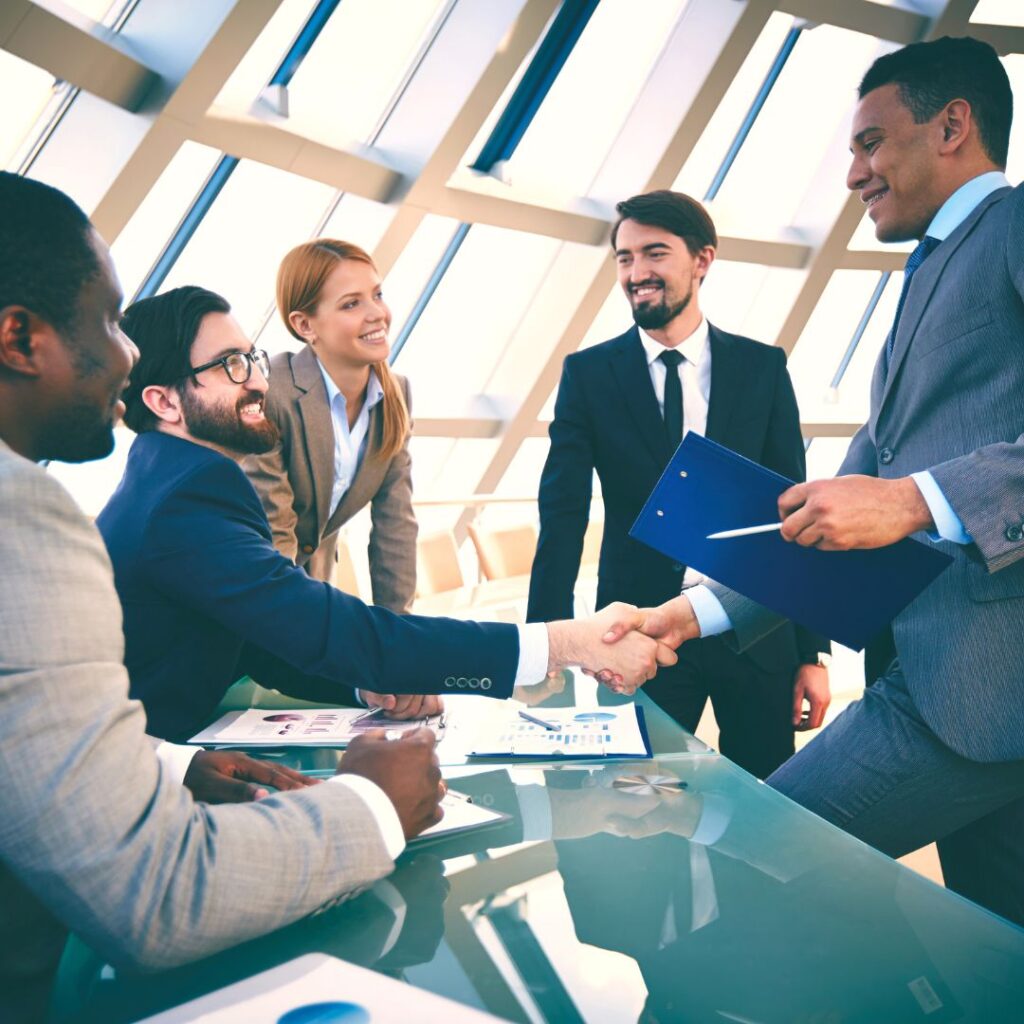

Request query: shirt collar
[
  {"left": 926, "top": 170, "right": 1010, "bottom": 241},
  {"left": 317, "top": 357, "right": 385, "bottom": 411},
  {"left": 639, "top": 317, "right": 709, "bottom": 368}
]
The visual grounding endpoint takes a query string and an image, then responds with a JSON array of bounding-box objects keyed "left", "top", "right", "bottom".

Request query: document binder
[{"left": 630, "top": 434, "right": 952, "bottom": 651}]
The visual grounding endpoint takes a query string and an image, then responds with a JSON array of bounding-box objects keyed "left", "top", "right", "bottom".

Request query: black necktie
[
  {"left": 659, "top": 349, "right": 684, "bottom": 446},
  {"left": 885, "top": 235, "right": 940, "bottom": 371}
]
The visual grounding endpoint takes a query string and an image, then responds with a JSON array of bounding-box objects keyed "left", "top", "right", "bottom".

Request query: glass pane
[
  {"left": 109, "top": 141, "right": 222, "bottom": 301},
  {"left": 393, "top": 225, "right": 562, "bottom": 416},
  {"left": 476, "top": 0, "right": 690, "bottom": 200},
  {"left": 700, "top": 262, "right": 807, "bottom": 344},
  {"left": 46, "top": 426, "right": 133, "bottom": 517},
  {"left": 0, "top": 52, "right": 58, "bottom": 171},
  {"left": 283, "top": 0, "right": 449, "bottom": 147},
  {"left": 1004, "top": 55, "right": 1024, "bottom": 184},
  {"left": 971, "top": 0, "right": 1024, "bottom": 24},
  {"left": 158, "top": 160, "right": 335, "bottom": 337},
  {"left": 409, "top": 437, "right": 500, "bottom": 533},
  {"left": 787, "top": 269, "right": 902, "bottom": 424},
  {"left": 706, "top": 25, "right": 885, "bottom": 233},
  {"left": 673, "top": 12, "right": 796, "bottom": 200}
]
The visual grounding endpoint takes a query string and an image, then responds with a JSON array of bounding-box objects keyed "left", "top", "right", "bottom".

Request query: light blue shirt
[
  {"left": 690, "top": 171, "right": 1011, "bottom": 640},
  {"left": 318, "top": 360, "right": 385, "bottom": 518}
]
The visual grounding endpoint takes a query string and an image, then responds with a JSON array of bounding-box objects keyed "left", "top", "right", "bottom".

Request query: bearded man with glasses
[{"left": 98, "top": 286, "right": 674, "bottom": 744}]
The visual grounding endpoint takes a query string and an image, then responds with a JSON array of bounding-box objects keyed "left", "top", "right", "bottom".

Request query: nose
[
  {"left": 249, "top": 359, "right": 270, "bottom": 393},
  {"left": 629, "top": 258, "right": 651, "bottom": 283},
  {"left": 119, "top": 326, "right": 140, "bottom": 368},
  {"left": 847, "top": 151, "right": 870, "bottom": 193}
]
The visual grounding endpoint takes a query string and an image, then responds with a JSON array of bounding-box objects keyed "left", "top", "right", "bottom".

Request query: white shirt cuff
[
  {"left": 514, "top": 622, "right": 550, "bottom": 687},
  {"left": 329, "top": 774, "right": 406, "bottom": 860},
  {"left": 911, "top": 471, "right": 973, "bottom": 544},
  {"left": 155, "top": 741, "right": 200, "bottom": 785},
  {"left": 683, "top": 585, "right": 733, "bottom": 637}
]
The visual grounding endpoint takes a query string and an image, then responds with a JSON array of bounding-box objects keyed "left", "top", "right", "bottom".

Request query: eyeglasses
[{"left": 188, "top": 348, "right": 271, "bottom": 385}]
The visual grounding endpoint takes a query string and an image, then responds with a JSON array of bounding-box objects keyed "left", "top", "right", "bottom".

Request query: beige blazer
[{"left": 244, "top": 345, "right": 417, "bottom": 613}]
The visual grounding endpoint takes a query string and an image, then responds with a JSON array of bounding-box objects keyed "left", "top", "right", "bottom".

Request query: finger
[
  {"left": 655, "top": 642, "right": 678, "bottom": 667},
  {"left": 778, "top": 483, "right": 808, "bottom": 520},
  {"left": 792, "top": 684, "right": 805, "bottom": 727},
  {"left": 399, "top": 726, "right": 437, "bottom": 746},
  {"left": 364, "top": 691, "right": 397, "bottom": 711},
  {"left": 807, "top": 695, "right": 829, "bottom": 730},
  {"left": 267, "top": 764, "right": 317, "bottom": 791},
  {"left": 209, "top": 776, "right": 265, "bottom": 804},
  {"left": 602, "top": 612, "right": 641, "bottom": 644},
  {"left": 779, "top": 501, "right": 815, "bottom": 542}
]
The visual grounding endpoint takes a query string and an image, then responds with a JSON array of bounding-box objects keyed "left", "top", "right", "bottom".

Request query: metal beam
[
  {"left": 1, "top": 0, "right": 159, "bottom": 112},
  {"left": 777, "top": 0, "right": 928, "bottom": 44},
  {"left": 967, "top": 23, "right": 1024, "bottom": 55}
]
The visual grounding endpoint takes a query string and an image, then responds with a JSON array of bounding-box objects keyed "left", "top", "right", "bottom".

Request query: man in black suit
[{"left": 527, "top": 191, "right": 829, "bottom": 778}]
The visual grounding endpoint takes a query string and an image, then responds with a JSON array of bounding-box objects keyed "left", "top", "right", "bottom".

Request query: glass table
[{"left": 51, "top": 678, "right": 1024, "bottom": 1023}]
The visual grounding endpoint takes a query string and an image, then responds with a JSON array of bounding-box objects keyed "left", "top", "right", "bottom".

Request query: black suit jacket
[{"left": 527, "top": 323, "right": 824, "bottom": 671}]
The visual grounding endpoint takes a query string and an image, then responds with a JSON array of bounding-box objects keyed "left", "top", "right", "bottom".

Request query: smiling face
[
  {"left": 614, "top": 219, "right": 711, "bottom": 331},
  {"left": 847, "top": 83, "right": 949, "bottom": 243},
  {"left": 292, "top": 258, "right": 391, "bottom": 369},
  {"left": 177, "top": 312, "right": 278, "bottom": 455},
  {"left": 39, "top": 231, "right": 138, "bottom": 463}
]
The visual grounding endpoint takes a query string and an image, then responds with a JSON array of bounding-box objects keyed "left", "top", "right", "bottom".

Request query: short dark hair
[
  {"left": 120, "top": 286, "right": 231, "bottom": 433},
  {"left": 859, "top": 36, "right": 1012, "bottom": 167},
  {"left": 0, "top": 171, "right": 100, "bottom": 336},
  {"left": 611, "top": 190, "right": 718, "bottom": 254}
]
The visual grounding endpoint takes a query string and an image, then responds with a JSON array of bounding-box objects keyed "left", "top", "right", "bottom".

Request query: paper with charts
[
  {"left": 467, "top": 704, "right": 652, "bottom": 759},
  {"left": 189, "top": 707, "right": 442, "bottom": 747},
  {"left": 137, "top": 953, "right": 503, "bottom": 1023}
]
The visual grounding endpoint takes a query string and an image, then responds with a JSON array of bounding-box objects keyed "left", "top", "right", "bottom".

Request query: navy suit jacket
[
  {"left": 527, "top": 324, "right": 824, "bottom": 671},
  {"left": 98, "top": 433, "right": 518, "bottom": 740}
]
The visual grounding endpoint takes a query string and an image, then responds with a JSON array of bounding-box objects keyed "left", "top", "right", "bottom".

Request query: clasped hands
[{"left": 547, "top": 596, "right": 701, "bottom": 695}]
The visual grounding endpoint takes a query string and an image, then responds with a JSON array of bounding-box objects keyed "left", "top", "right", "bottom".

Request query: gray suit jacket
[
  {"left": 717, "top": 181, "right": 1024, "bottom": 763},
  {"left": 0, "top": 440, "right": 394, "bottom": 1015},
  {"left": 244, "top": 346, "right": 417, "bottom": 612}
]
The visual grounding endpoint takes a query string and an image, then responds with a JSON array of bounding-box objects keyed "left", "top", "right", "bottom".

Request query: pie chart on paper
[{"left": 278, "top": 1004, "right": 372, "bottom": 1024}]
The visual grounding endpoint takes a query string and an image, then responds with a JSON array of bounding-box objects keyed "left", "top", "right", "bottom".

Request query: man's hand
[
  {"left": 600, "top": 595, "right": 701, "bottom": 651},
  {"left": 778, "top": 475, "right": 933, "bottom": 551},
  {"left": 336, "top": 728, "right": 444, "bottom": 839},
  {"left": 184, "top": 750, "right": 318, "bottom": 803},
  {"left": 547, "top": 602, "right": 678, "bottom": 695},
  {"left": 361, "top": 691, "right": 444, "bottom": 719},
  {"left": 792, "top": 663, "right": 831, "bottom": 731}
]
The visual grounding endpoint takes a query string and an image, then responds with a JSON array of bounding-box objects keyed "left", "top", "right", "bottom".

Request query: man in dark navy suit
[
  {"left": 98, "top": 287, "right": 673, "bottom": 741},
  {"left": 528, "top": 191, "right": 829, "bottom": 778}
]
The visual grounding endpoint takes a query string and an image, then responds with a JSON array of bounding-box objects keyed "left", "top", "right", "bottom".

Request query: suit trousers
[
  {"left": 768, "top": 665, "right": 1024, "bottom": 925},
  {"left": 643, "top": 639, "right": 795, "bottom": 779}
]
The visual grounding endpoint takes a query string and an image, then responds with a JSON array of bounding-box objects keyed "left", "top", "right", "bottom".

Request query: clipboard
[{"left": 629, "top": 433, "right": 953, "bottom": 651}]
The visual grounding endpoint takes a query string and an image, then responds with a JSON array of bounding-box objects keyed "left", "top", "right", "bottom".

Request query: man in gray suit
[
  {"left": 0, "top": 171, "right": 447, "bottom": 1022},
  {"left": 607, "top": 37, "right": 1024, "bottom": 924}
]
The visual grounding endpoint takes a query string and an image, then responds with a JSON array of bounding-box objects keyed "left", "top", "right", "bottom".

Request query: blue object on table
[
  {"left": 630, "top": 433, "right": 953, "bottom": 651},
  {"left": 278, "top": 1003, "right": 370, "bottom": 1023}
]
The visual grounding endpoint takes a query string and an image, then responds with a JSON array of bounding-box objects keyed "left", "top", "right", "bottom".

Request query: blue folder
[{"left": 629, "top": 434, "right": 953, "bottom": 651}]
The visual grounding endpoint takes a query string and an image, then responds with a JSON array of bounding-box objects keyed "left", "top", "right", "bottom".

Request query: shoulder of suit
[
  {"left": 0, "top": 445, "right": 85, "bottom": 523},
  {"left": 564, "top": 328, "right": 635, "bottom": 368},
  {"left": 709, "top": 323, "right": 784, "bottom": 362}
]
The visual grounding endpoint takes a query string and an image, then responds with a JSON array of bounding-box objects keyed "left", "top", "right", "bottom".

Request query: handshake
[{"left": 546, "top": 594, "right": 701, "bottom": 694}]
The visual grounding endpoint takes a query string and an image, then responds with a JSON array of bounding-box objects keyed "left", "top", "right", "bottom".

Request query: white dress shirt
[{"left": 638, "top": 318, "right": 712, "bottom": 438}]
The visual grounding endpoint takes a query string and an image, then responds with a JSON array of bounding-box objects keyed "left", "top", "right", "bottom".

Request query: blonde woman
[{"left": 245, "top": 239, "right": 416, "bottom": 612}]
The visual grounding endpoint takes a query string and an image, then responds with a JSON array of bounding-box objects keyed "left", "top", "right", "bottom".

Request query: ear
[
  {"left": 0, "top": 307, "right": 47, "bottom": 378},
  {"left": 288, "top": 310, "right": 317, "bottom": 345},
  {"left": 693, "top": 246, "right": 716, "bottom": 285},
  {"left": 142, "top": 383, "right": 185, "bottom": 425},
  {"left": 937, "top": 98, "right": 972, "bottom": 155}
]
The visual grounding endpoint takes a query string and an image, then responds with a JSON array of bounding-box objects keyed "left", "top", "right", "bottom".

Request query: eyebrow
[
  {"left": 208, "top": 344, "right": 252, "bottom": 361},
  {"left": 851, "top": 126, "right": 882, "bottom": 149},
  {"left": 615, "top": 242, "right": 673, "bottom": 257}
]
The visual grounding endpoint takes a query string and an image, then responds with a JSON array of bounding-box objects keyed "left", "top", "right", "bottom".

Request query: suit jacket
[
  {"left": 243, "top": 347, "right": 417, "bottom": 611},
  {"left": 0, "top": 440, "right": 396, "bottom": 1021},
  {"left": 97, "top": 432, "right": 517, "bottom": 741},
  {"left": 527, "top": 323, "right": 825, "bottom": 672},
  {"left": 721, "top": 182, "right": 1024, "bottom": 762}
]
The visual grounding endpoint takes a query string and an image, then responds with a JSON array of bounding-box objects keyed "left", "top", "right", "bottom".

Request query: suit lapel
[
  {"left": 704, "top": 324, "right": 737, "bottom": 444},
  {"left": 608, "top": 327, "right": 669, "bottom": 465},
  {"left": 293, "top": 346, "right": 336, "bottom": 536},
  {"left": 879, "top": 187, "right": 1010, "bottom": 415}
]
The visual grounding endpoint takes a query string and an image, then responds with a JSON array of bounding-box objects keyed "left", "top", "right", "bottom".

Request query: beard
[
  {"left": 40, "top": 396, "right": 118, "bottom": 463},
  {"left": 180, "top": 386, "right": 279, "bottom": 455},
  {"left": 629, "top": 278, "right": 693, "bottom": 331}
]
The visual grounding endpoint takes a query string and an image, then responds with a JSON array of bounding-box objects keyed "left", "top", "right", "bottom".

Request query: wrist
[
  {"left": 899, "top": 476, "right": 934, "bottom": 533},
  {"left": 546, "top": 621, "right": 576, "bottom": 673}
]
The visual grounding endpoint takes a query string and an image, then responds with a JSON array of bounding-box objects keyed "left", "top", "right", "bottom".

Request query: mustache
[{"left": 628, "top": 277, "right": 665, "bottom": 294}]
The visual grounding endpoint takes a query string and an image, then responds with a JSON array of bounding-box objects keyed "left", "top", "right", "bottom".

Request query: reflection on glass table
[{"left": 54, "top": 745, "right": 1024, "bottom": 1022}]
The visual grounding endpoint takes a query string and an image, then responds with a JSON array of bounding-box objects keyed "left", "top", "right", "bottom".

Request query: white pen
[
  {"left": 707, "top": 522, "right": 784, "bottom": 540},
  {"left": 518, "top": 709, "right": 561, "bottom": 732}
]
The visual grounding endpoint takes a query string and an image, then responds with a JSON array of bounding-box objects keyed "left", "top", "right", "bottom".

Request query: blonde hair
[{"left": 277, "top": 239, "right": 410, "bottom": 463}]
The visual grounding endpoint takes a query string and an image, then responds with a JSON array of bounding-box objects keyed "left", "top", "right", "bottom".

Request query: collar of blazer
[
  {"left": 879, "top": 185, "right": 1011, "bottom": 414},
  {"left": 608, "top": 323, "right": 740, "bottom": 464},
  {"left": 288, "top": 344, "right": 390, "bottom": 537}
]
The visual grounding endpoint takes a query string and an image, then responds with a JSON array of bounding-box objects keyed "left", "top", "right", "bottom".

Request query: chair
[
  {"left": 415, "top": 530, "right": 466, "bottom": 597},
  {"left": 467, "top": 521, "right": 538, "bottom": 581}
]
